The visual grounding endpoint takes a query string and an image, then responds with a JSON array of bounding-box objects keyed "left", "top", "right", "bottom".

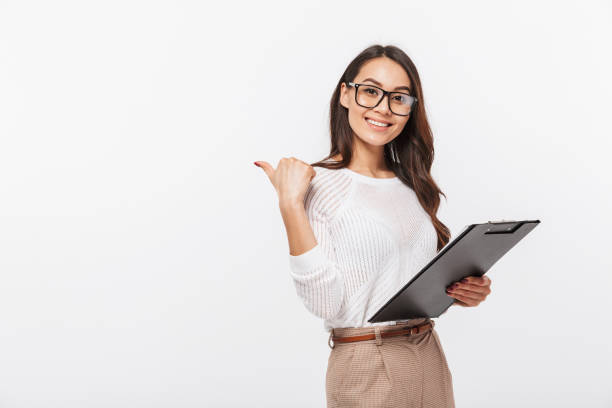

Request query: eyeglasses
[{"left": 345, "top": 81, "right": 417, "bottom": 116}]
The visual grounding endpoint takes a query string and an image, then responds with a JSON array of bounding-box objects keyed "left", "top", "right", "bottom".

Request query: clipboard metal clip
[{"left": 485, "top": 220, "right": 524, "bottom": 234}]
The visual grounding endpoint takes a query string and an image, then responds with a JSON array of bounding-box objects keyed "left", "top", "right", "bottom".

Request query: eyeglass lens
[{"left": 356, "top": 85, "right": 415, "bottom": 115}]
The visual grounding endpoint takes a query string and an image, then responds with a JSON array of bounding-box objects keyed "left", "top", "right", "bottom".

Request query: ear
[{"left": 339, "top": 82, "right": 349, "bottom": 109}]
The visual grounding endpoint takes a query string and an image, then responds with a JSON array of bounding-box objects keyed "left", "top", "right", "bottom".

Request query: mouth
[{"left": 365, "top": 117, "right": 392, "bottom": 130}]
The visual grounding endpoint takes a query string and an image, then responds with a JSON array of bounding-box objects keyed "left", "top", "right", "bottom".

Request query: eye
[{"left": 392, "top": 94, "right": 412, "bottom": 104}]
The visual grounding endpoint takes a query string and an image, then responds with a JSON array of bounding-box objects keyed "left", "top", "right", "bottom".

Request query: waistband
[{"left": 328, "top": 318, "right": 433, "bottom": 349}]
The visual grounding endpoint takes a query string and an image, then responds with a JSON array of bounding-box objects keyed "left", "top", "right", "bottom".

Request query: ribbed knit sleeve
[{"left": 287, "top": 170, "right": 350, "bottom": 321}]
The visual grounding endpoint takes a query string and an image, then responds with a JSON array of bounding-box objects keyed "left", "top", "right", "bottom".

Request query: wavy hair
[{"left": 310, "top": 44, "right": 451, "bottom": 251}]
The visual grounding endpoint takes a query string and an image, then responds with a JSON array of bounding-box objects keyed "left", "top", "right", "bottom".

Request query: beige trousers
[{"left": 325, "top": 319, "right": 455, "bottom": 408}]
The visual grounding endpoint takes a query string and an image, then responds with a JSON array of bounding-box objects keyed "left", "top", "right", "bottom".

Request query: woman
[{"left": 255, "top": 44, "right": 492, "bottom": 407}]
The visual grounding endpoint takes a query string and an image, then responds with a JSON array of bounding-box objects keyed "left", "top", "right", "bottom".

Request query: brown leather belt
[{"left": 329, "top": 320, "right": 434, "bottom": 348}]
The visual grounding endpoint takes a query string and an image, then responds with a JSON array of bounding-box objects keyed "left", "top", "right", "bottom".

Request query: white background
[{"left": 1, "top": 1, "right": 611, "bottom": 407}]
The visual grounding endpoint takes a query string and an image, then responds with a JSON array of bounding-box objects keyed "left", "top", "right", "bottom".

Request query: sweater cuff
[{"left": 289, "top": 244, "right": 326, "bottom": 276}]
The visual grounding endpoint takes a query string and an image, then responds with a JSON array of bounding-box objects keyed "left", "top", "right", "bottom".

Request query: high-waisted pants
[{"left": 325, "top": 319, "right": 455, "bottom": 408}]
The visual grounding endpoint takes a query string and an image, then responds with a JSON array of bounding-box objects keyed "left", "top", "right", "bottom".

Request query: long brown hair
[{"left": 310, "top": 44, "right": 451, "bottom": 251}]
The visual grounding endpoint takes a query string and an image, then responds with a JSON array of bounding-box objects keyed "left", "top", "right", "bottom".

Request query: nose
[{"left": 372, "top": 93, "right": 391, "bottom": 116}]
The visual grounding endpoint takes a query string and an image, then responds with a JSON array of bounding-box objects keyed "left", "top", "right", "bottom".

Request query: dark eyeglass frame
[{"left": 346, "top": 81, "right": 417, "bottom": 116}]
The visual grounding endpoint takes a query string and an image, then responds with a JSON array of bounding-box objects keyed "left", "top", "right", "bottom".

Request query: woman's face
[{"left": 340, "top": 57, "right": 413, "bottom": 148}]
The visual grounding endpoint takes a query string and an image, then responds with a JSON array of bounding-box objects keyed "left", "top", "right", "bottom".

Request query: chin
[{"left": 355, "top": 131, "right": 395, "bottom": 146}]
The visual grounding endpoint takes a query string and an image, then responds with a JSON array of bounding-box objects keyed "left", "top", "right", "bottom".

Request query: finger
[
  {"left": 462, "top": 275, "right": 490, "bottom": 286},
  {"left": 471, "top": 275, "right": 490, "bottom": 286},
  {"left": 446, "top": 287, "right": 486, "bottom": 301},
  {"left": 453, "top": 298, "right": 470, "bottom": 307},
  {"left": 254, "top": 161, "right": 275, "bottom": 180},
  {"left": 450, "top": 283, "right": 490, "bottom": 295},
  {"left": 461, "top": 275, "right": 486, "bottom": 285}
]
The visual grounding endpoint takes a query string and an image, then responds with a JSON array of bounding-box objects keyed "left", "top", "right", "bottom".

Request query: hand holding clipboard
[{"left": 368, "top": 219, "right": 540, "bottom": 322}]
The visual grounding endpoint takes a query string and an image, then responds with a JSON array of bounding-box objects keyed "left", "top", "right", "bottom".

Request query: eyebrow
[{"left": 361, "top": 77, "right": 411, "bottom": 92}]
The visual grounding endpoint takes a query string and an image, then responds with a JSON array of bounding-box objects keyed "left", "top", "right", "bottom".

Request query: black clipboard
[{"left": 368, "top": 219, "right": 540, "bottom": 323}]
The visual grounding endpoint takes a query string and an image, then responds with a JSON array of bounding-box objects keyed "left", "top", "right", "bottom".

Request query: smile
[{"left": 365, "top": 118, "right": 391, "bottom": 130}]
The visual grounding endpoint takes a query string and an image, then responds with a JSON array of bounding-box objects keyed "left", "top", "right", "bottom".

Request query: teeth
[{"left": 366, "top": 118, "right": 390, "bottom": 127}]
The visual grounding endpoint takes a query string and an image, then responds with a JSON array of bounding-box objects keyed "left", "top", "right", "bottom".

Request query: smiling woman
[
  {"left": 304, "top": 47, "right": 457, "bottom": 407},
  {"left": 256, "top": 44, "right": 467, "bottom": 408}
]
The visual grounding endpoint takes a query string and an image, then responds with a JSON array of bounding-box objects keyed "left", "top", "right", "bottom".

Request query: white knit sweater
[{"left": 288, "top": 166, "right": 440, "bottom": 333}]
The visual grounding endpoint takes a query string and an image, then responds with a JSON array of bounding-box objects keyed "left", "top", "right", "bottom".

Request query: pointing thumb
[{"left": 254, "top": 161, "right": 275, "bottom": 180}]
